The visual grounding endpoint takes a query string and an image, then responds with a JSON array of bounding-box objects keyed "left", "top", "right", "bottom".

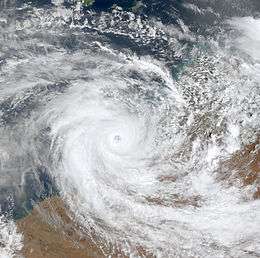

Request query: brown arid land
[
  {"left": 16, "top": 197, "right": 106, "bottom": 258},
  {"left": 16, "top": 138, "right": 260, "bottom": 258},
  {"left": 16, "top": 198, "right": 154, "bottom": 258},
  {"left": 219, "top": 137, "right": 260, "bottom": 199}
]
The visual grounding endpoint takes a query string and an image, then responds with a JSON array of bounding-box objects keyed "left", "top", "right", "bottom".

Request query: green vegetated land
[{"left": 81, "top": 0, "right": 95, "bottom": 7}]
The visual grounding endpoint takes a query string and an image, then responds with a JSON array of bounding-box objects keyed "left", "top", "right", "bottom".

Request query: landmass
[{"left": 16, "top": 138, "right": 259, "bottom": 257}]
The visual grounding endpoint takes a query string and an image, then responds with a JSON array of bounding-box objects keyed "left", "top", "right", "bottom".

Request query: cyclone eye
[{"left": 114, "top": 135, "right": 121, "bottom": 142}]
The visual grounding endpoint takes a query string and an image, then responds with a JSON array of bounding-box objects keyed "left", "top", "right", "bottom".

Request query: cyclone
[{"left": 0, "top": 0, "right": 260, "bottom": 257}]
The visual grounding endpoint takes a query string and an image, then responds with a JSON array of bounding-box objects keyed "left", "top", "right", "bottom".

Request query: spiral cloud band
[{"left": 0, "top": 1, "right": 260, "bottom": 257}]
